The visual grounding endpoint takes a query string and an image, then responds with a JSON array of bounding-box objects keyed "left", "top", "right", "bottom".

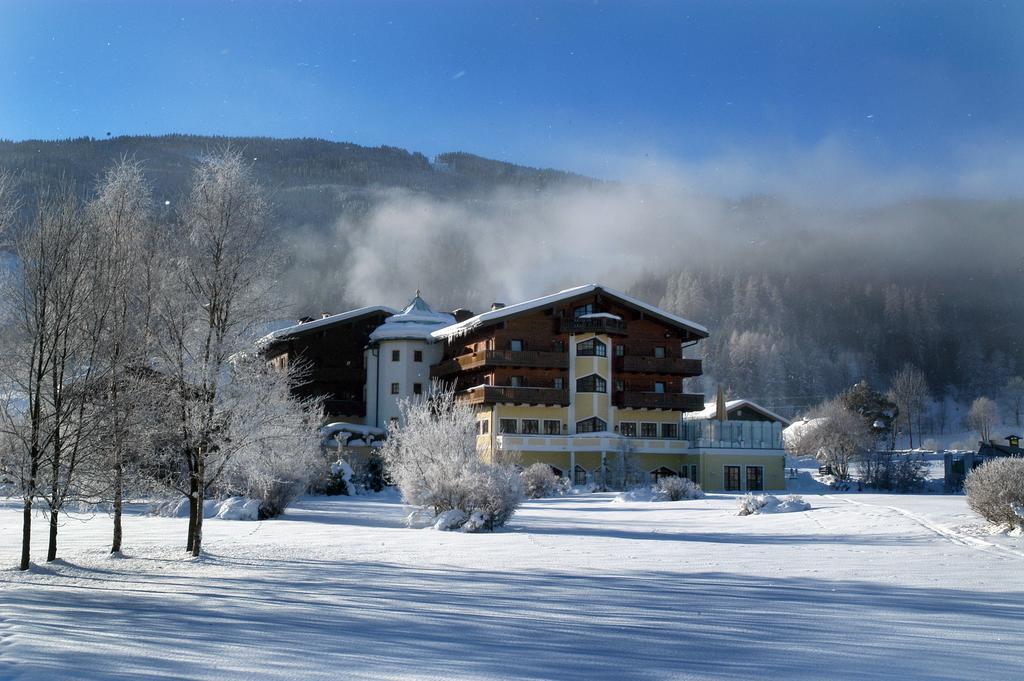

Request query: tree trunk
[
  {"left": 186, "top": 494, "right": 197, "bottom": 553},
  {"left": 111, "top": 457, "right": 123, "bottom": 554},
  {"left": 46, "top": 508, "right": 58, "bottom": 562},
  {"left": 20, "top": 497, "right": 33, "bottom": 571},
  {"left": 191, "top": 451, "right": 205, "bottom": 557}
]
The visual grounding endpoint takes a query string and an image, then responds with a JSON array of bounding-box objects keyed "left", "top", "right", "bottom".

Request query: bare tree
[
  {"left": 967, "top": 396, "right": 999, "bottom": 444},
  {"left": 149, "top": 149, "right": 277, "bottom": 556},
  {"left": 788, "top": 398, "right": 872, "bottom": 482},
  {"left": 888, "top": 364, "right": 930, "bottom": 449},
  {"left": 85, "top": 157, "right": 155, "bottom": 554}
]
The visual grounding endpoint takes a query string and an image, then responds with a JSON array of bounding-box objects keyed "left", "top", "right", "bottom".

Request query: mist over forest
[{"left": 1, "top": 134, "right": 1021, "bottom": 418}]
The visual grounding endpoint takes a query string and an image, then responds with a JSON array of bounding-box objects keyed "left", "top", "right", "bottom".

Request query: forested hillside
[{"left": 1, "top": 135, "right": 1020, "bottom": 420}]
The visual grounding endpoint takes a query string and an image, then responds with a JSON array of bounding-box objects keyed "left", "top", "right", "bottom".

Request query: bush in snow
[
  {"left": 738, "top": 493, "right": 810, "bottom": 516},
  {"left": 858, "top": 451, "right": 928, "bottom": 492},
  {"left": 656, "top": 476, "right": 704, "bottom": 501},
  {"left": 965, "top": 457, "right": 1024, "bottom": 529},
  {"left": 323, "top": 459, "right": 353, "bottom": 496},
  {"left": 381, "top": 383, "right": 522, "bottom": 531},
  {"left": 521, "top": 462, "right": 560, "bottom": 499}
]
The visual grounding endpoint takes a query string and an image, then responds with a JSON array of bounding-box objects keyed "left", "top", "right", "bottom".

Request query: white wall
[{"left": 366, "top": 338, "right": 444, "bottom": 428}]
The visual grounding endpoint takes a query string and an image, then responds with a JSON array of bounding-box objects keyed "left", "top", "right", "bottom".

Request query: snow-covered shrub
[
  {"left": 965, "top": 457, "right": 1024, "bottom": 529},
  {"left": 656, "top": 476, "right": 704, "bottom": 501},
  {"left": 521, "top": 462, "right": 559, "bottom": 498},
  {"left": 381, "top": 383, "right": 522, "bottom": 531},
  {"left": 405, "top": 507, "right": 435, "bottom": 529},
  {"left": 323, "top": 459, "right": 353, "bottom": 496},
  {"left": 738, "top": 493, "right": 810, "bottom": 515},
  {"left": 215, "top": 497, "right": 261, "bottom": 521},
  {"left": 859, "top": 451, "right": 927, "bottom": 492}
]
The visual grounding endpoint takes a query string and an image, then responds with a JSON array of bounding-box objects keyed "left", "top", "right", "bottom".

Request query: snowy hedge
[
  {"left": 965, "top": 457, "right": 1024, "bottom": 529},
  {"left": 655, "top": 476, "right": 704, "bottom": 501},
  {"left": 738, "top": 493, "right": 810, "bottom": 516},
  {"left": 521, "top": 463, "right": 560, "bottom": 499}
]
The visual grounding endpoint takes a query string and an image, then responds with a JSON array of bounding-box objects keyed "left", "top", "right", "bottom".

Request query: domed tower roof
[{"left": 369, "top": 292, "right": 455, "bottom": 342}]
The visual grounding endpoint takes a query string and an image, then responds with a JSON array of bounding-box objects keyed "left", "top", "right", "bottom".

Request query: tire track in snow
[{"left": 839, "top": 497, "right": 1024, "bottom": 560}]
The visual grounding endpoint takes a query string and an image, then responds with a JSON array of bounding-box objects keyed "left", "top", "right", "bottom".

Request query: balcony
[
  {"left": 431, "top": 349, "right": 568, "bottom": 377},
  {"left": 457, "top": 385, "right": 570, "bottom": 406},
  {"left": 614, "top": 391, "right": 705, "bottom": 412},
  {"left": 560, "top": 316, "right": 628, "bottom": 336},
  {"left": 615, "top": 356, "right": 702, "bottom": 376}
]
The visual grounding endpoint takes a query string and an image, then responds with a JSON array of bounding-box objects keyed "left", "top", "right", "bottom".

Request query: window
[
  {"left": 510, "top": 339, "right": 524, "bottom": 351},
  {"left": 661, "top": 423, "right": 678, "bottom": 439},
  {"left": 573, "top": 303, "right": 594, "bottom": 318},
  {"left": 574, "top": 465, "right": 588, "bottom": 485},
  {"left": 614, "top": 379, "right": 624, "bottom": 392},
  {"left": 620, "top": 422, "right": 637, "bottom": 437},
  {"left": 553, "top": 377, "right": 564, "bottom": 390},
  {"left": 390, "top": 382, "right": 400, "bottom": 395},
  {"left": 543, "top": 419, "right": 561, "bottom": 435},
  {"left": 522, "top": 419, "right": 539, "bottom": 434},
  {"left": 576, "top": 338, "right": 607, "bottom": 357},
  {"left": 576, "top": 417, "right": 607, "bottom": 433},
  {"left": 480, "top": 419, "right": 489, "bottom": 434},
  {"left": 654, "top": 382, "right": 666, "bottom": 394},
  {"left": 641, "top": 422, "right": 658, "bottom": 438},
  {"left": 389, "top": 417, "right": 399, "bottom": 426},
  {"left": 413, "top": 383, "right": 423, "bottom": 395},
  {"left": 576, "top": 374, "right": 607, "bottom": 393},
  {"left": 746, "top": 466, "right": 764, "bottom": 491},
  {"left": 724, "top": 466, "right": 742, "bottom": 491},
  {"left": 391, "top": 349, "right": 400, "bottom": 361},
  {"left": 553, "top": 339, "right": 565, "bottom": 352},
  {"left": 615, "top": 344, "right": 625, "bottom": 357},
  {"left": 650, "top": 467, "right": 677, "bottom": 483},
  {"left": 413, "top": 350, "right": 423, "bottom": 362},
  {"left": 510, "top": 375, "right": 524, "bottom": 387},
  {"left": 499, "top": 419, "right": 518, "bottom": 434},
  {"left": 653, "top": 346, "right": 666, "bottom": 358}
]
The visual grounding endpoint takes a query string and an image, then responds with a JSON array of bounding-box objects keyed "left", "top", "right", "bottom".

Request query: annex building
[{"left": 260, "top": 284, "right": 785, "bottom": 492}]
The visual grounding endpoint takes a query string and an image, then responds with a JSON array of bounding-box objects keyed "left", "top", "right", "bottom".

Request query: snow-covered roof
[
  {"left": 431, "top": 284, "right": 708, "bottom": 340},
  {"left": 258, "top": 305, "right": 398, "bottom": 347},
  {"left": 683, "top": 399, "right": 791, "bottom": 425},
  {"left": 369, "top": 294, "right": 455, "bottom": 342}
]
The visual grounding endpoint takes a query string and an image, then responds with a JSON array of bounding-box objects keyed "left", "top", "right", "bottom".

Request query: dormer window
[
  {"left": 510, "top": 339, "right": 524, "bottom": 352},
  {"left": 577, "top": 338, "right": 607, "bottom": 357}
]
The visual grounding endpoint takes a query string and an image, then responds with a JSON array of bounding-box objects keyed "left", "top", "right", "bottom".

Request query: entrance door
[
  {"left": 724, "top": 466, "right": 741, "bottom": 491},
  {"left": 746, "top": 466, "right": 763, "bottom": 491}
]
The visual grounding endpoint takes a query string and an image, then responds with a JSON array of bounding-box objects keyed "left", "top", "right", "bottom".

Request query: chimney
[
  {"left": 321, "top": 312, "right": 331, "bottom": 319},
  {"left": 491, "top": 302, "right": 506, "bottom": 311}
]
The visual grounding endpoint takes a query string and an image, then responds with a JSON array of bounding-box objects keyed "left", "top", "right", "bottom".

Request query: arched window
[
  {"left": 576, "top": 374, "right": 607, "bottom": 393},
  {"left": 576, "top": 417, "right": 607, "bottom": 433},
  {"left": 576, "top": 338, "right": 607, "bottom": 357},
  {"left": 574, "top": 464, "right": 588, "bottom": 485}
]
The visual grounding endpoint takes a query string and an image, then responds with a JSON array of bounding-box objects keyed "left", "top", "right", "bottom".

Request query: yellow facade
[{"left": 701, "top": 453, "right": 786, "bottom": 491}]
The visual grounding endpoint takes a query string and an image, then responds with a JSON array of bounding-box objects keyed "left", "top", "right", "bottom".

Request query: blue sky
[{"left": 1, "top": 0, "right": 1021, "bottom": 182}]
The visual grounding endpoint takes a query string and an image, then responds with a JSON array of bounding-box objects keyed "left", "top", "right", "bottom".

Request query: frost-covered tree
[
  {"left": 381, "top": 382, "right": 522, "bottom": 531},
  {"left": 148, "top": 149, "right": 279, "bottom": 556},
  {"left": 967, "top": 396, "right": 999, "bottom": 444},
  {"left": 1001, "top": 376, "right": 1024, "bottom": 428},
  {"left": 789, "top": 399, "right": 872, "bottom": 482}
]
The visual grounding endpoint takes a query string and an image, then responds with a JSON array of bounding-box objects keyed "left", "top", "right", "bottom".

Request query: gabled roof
[
  {"left": 684, "top": 399, "right": 791, "bottom": 426},
  {"left": 258, "top": 305, "right": 398, "bottom": 347},
  {"left": 431, "top": 283, "right": 709, "bottom": 340}
]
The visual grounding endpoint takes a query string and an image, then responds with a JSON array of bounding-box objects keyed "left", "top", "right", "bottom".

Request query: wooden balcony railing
[
  {"left": 560, "top": 316, "right": 628, "bottom": 336},
  {"left": 457, "top": 385, "right": 570, "bottom": 406},
  {"left": 431, "top": 349, "right": 568, "bottom": 377},
  {"left": 614, "top": 356, "right": 703, "bottom": 376},
  {"left": 614, "top": 391, "right": 705, "bottom": 412}
]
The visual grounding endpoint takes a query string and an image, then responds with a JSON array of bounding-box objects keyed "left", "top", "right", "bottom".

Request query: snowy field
[{"left": 2, "top": 492, "right": 1023, "bottom": 681}]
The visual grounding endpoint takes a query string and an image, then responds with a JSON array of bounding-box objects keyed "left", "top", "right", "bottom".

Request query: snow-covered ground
[{"left": 1, "top": 491, "right": 1022, "bottom": 681}]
